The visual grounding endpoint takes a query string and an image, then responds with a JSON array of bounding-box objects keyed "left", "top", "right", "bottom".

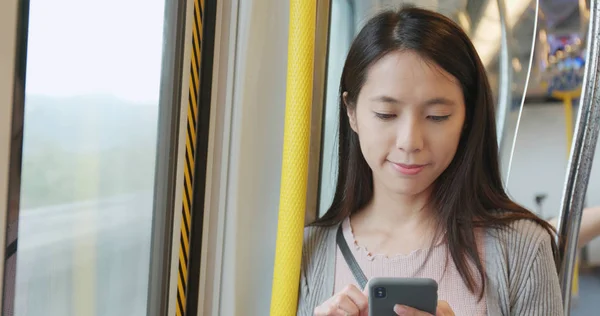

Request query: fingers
[
  {"left": 314, "top": 295, "right": 358, "bottom": 315},
  {"left": 435, "top": 301, "right": 455, "bottom": 316},
  {"left": 393, "top": 305, "right": 433, "bottom": 316},
  {"left": 313, "top": 285, "right": 369, "bottom": 316},
  {"left": 334, "top": 294, "right": 360, "bottom": 315},
  {"left": 343, "top": 285, "right": 369, "bottom": 312},
  {"left": 313, "top": 306, "right": 349, "bottom": 316},
  {"left": 392, "top": 301, "right": 455, "bottom": 316},
  {"left": 313, "top": 295, "right": 357, "bottom": 315}
]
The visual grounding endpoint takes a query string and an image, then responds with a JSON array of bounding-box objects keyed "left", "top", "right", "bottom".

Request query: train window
[
  {"left": 14, "top": 0, "right": 166, "bottom": 315},
  {"left": 319, "top": 0, "right": 354, "bottom": 217}
]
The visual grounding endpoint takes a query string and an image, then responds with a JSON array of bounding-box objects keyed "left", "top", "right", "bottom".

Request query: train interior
[{"left": 0, "top": 0, "right": 599, "bottom": 315}]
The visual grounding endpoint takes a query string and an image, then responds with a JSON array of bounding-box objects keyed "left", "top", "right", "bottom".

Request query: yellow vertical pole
[
  {"left": 270, "top": 1, "right": 316, "bottom": 315},
  {"left": 564, "top": 96, "right": 574, "bottom": 151}
]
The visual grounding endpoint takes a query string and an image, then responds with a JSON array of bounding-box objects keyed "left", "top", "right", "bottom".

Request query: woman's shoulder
[
  {"left": 302, "top": 224, "right": 337, "bottom": 256},
  {"left": 487, "top": 218, "right": 554, "bottom": 248},
  {"left": 485, "top": 218, "right": 556, "bottom": 270},
  {"left": 301, "top": 224, "right": 338, "bottom": 279},
  {"left": 484, "top": 218, "right": 562, "bottom": 315}
]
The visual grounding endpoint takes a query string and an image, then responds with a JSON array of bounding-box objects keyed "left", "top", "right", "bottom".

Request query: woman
[{"left": 298, "top": 7, "right": 562, "bottom": 316}]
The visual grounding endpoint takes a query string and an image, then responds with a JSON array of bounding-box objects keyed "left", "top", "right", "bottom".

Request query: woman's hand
[
  {"left": 313, "top": 285, "right": 369, "bottom": 316},
  {"left": 393, "top": 300, "right": 455, "bottom": 316}
]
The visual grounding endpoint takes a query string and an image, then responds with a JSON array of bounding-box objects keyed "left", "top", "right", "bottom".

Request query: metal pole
[
  {"left": 556, "top": 0, "right": 600, "bottom": 313},
  {"left": 495, "top": 0, "right": 513, "bottom": 150}
]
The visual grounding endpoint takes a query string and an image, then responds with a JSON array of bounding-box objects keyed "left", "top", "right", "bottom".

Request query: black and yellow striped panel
[{"left": 176, "top": 0, "right": 203, "bottom": 315}]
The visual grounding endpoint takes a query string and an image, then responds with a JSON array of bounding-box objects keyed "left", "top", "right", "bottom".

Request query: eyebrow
[{"left": 370, "top": 95, "right": 456, "bottom": 106}]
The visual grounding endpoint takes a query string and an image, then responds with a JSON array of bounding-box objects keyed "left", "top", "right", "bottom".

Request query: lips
[{"left": 390, "top": 162, "right": 427, "bottom": 175}]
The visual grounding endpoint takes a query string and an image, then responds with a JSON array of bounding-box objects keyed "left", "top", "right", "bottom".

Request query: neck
[{"left": 352, "top": 184, "right": 436, "bottom": 234}]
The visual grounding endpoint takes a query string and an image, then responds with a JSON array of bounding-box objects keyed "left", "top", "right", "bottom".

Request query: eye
[
  {"left": 374, "top": 112, "right": 396, "bottom": 120},
  {"left": 428, "top": 115, "right": 450, "bottom": 122}
]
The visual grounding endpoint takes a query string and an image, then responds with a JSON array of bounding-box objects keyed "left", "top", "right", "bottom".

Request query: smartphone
[{"left": 367, "top": 277, "right": 438, "bottom": 315}]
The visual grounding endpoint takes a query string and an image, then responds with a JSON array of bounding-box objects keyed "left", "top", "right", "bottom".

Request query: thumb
[{"left": 393, "top": 305, "right": 431, "bottom": 315}]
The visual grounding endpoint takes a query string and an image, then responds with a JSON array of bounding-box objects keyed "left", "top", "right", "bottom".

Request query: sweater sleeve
[
  {"left": 511, "top": 232, "right": 563, "bottom": 316},
  {"left": 297, "top": 227, "right": 314, "bottom": 316},
  {"left": 297, "top": 263, "right": 312, "bottom": 316},
  {"left": 297, "top": 226, "right": 329, "bottom": 316}
]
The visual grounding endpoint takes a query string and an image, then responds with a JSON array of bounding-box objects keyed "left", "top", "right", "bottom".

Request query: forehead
[{"left": 360, "top": 50, "right": 463, "bottom": 101}]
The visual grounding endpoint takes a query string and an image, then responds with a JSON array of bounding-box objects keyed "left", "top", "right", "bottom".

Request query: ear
[{"left": 343, "top": 92, "right": 358, "bottom": 133}]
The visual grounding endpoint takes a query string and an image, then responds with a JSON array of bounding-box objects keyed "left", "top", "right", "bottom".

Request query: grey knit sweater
[{"left": 297, "top": 219, "right": 563, "bottom": 315}]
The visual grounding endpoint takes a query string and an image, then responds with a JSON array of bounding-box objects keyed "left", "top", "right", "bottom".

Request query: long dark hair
[{"left": 312, "top": 6, "right": 558, "bottom": 298}]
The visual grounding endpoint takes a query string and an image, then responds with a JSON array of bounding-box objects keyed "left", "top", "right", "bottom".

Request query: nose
[{"left": 395, "top": 117, "right": 423, "bottom": 153}]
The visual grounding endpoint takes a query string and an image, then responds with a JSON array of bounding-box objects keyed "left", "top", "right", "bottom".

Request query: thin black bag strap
[{"left": 336, "top": 223, "right": 368, "bottom": 290}]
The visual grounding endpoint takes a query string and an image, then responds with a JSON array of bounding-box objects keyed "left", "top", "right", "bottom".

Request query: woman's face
[{"left": 346, "top": 50, "right": 466, "bottom": 198}]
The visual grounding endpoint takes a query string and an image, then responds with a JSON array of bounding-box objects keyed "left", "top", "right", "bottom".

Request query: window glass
[{"left": 15, "top": 0, "right": 166, "bottom": 315}]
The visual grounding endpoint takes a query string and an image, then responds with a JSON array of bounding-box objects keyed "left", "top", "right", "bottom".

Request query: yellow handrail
[{"left": 270, "top": 1, "right": 317, "bottom": 315}]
